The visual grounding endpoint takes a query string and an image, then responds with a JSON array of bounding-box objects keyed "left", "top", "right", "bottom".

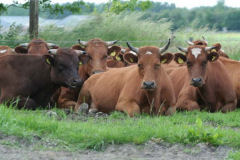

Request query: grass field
[{"left": 1, "top": 104, "right": 240, "bottom": 159}]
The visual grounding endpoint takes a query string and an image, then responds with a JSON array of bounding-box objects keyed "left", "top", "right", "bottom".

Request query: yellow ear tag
[
  {"left": 116, "top": 56, "right": 121, "bottom": 61},
  {"left": 211, "top": 49, "right": 217, "bottom": 52},
  {"left": 130, "top": 58, "right": 134, "bottom": 63},
  {"left": 177, "top": 57, "right": 184, "bottom": 64},
  {"left": 161, "top": 58, "right": 167, "bottom": 64},
  {"left": 79, "top": 61, "right": 83, "bottom": 65},
  {"left": 212, "top": 56, "right": 216, "bottom": 61},
  {"left": 46, "top": 58, "right": 51, "bottom": 65},
  {"left": 110, "top": 52, "right": 116, "bottom": 57}
]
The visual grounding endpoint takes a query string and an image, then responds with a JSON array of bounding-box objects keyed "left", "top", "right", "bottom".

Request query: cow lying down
[
  {"left": 0, "top": 48, "right": 84, "bottom": 109},
  {"left": 75, "top": 39, "right": 176, "bottom": 117}
]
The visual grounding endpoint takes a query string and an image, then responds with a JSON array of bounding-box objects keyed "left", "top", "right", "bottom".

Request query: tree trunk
[{"left": 29, "top": 0, "right": 39, "bottom": 39}]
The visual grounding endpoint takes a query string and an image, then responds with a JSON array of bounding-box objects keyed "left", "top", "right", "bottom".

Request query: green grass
[{"left": 1, "top": 104, "right": 240, "bottom": 151}]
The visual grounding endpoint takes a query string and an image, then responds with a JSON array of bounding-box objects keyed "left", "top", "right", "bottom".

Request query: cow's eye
[
  {"left": 138, "top": 64, "right": 143, "bottom": 69},
  {"left": 154, "top": 64, "right": 160, "bottom": 69},
  {"left": 202, "top": 61, "right": 207, "bottom": 66},
  {"left": 103, "top": 55, "right": 108, "bottom": 60},
  {"left": 187, "top": 61, "right": 193, "bottom": 67}
]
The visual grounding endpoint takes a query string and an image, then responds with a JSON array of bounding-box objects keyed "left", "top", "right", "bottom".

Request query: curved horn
[
  {"left": 19, "top": 43, "right": 29, "bottom": 47},
  {"left": 78, "top": 39, "right": 88, "bottom": 46},
  {"left": 186, "top": 40, "right": 194, "bottom": 45},
  {"left": 159, "top": 38, "right": 171, "bottom": 53},
  {"left": 205, "top": 46, "right": 216, "bottom": 52},
  {"left": 74, "top": 50, "right": 86, "bottom": 56},
  {"left": 48, "top": 49, "right": 58, "bottom": 54},
  {"left": 0, "top": 49, "right": 7, "bottom": 54},
  {"left": 106, "top": 40, "right": 118, "bottom": 46},
  {"left": 126, "top": 42, "right": 139, "bottom": 54},
  {"left": 121, "top": 48, "right": 126, "bottom": 54},
  {"left": 47, "top": 43, "right": 57, "bottom": 47},
  {"left": 177, "top": 46, "right": 188, "bottom": 53},
  {"left": 202, "top": 36, "right": 208, "bottom": 45}
]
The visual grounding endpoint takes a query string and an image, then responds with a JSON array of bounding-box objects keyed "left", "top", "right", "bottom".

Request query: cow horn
[
  {"left": 177, "top": 46, "right": 188, "bottom": 53},
  {"left": 47, "top": 43, "right": 57, "bottom": 47},
  {"left": 19, "top": 43, "right": 29, "bottom": 47},
  {"left": 159, "top": 38, "right": 171, "bottom": 53},
  {"left": 106, "top": 40, "right": 118, "bottom": 46},
  {"left": 74, "top": 50, "right": 86, "bottom": 56},
  {"left": 127, "top": 42, "right": 139, "bottom": 54},
  {"left": 48, "top": 49, "right": 58, "bottom": 54},
  {"left": 0, "top": 49, "right": 7, "bottom": 54},
  {"left": 186, "top": 40, "right": 194, "bottom": 45},
  {"left": 121, "top": 48, "right": 126, "bottom": 54},
  {"left": 202, "top": 36, "right": 208, "bottom": 45},
  {"left": 205, "top": 46, "right": 216, "bottom": 51},
  {"left": 78, "top": 39, "right": 88, "bottom": 46}
]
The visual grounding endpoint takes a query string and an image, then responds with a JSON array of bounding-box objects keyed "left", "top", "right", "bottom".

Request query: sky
[{"left": 0, "top": 0, "right": 240, "bottom": 9}]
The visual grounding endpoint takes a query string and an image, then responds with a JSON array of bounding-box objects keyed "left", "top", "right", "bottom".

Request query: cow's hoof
[{"left": 79, "top": 103, "right": 89, "bottom": 114}]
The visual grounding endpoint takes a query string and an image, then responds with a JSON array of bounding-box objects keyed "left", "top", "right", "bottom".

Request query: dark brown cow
[
  {"left": 171, "top": 45, "right": 236, "bottom": 112},
  {"left": 56, "top": 38, "right": 118, "bottom": 109},
  {"left": 75, "top": 39, "right": 176, "bottom": 116},
  {"left": 0, "top": 48, "right": 84, "bottom": 109},
  {"left": 15, "top": 39, "right": 58, "bottom": 55}
]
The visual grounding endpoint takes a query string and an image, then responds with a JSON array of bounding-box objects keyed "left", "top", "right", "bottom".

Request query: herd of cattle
[{"left": 0, "top": 37, "right": 239, "bottom": 116}]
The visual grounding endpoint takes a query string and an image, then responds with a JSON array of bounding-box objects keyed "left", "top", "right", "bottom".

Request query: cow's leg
[
  {"left": 165, "top": 106, "right": 177, "bottom": 116},
  {"left": 176, "top": 99, "right": 200, "bottom": 111},
  {"left": 57, "top": 88, "right": 80, "bottom": 109},
  {"left": 221, "top": 100, "right": 237, "bottom": 113},
  {"left": 74, "top": 87, "right": 91, "bottom": 112},
  {"left": 116, "top": 101, "right": 140, "bottom": 117}
]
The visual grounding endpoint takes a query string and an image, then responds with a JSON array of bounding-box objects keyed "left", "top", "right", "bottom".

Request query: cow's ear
[
  {"left": 123, "top": 52, "right": 138, "bottom": 64},
  {"left": 72, "top": 44, "right": 85, "bottom": 51},
  {"left": 14, "top": 46, "right": 28, "bottom": 54},
  {"left": 207, "top": 51, "right": 219, "bottom": 62},
  {"left": 174, "top": 53, "right": 187, "bottom": 64},
  {"left": 213, "top": 43, "right": 221, "bottom": 52},
  {"left": 79, "top": 54, "right": 89, "bottom": 65},
  {"left": 160, "top": 53, "right": 173, "bottom": 64},
  {"left": 43, "top": 55, "right": 55, "bottom": 66},
  {"left": 108, "top": 46, "right": 121, "bottom": 56}
]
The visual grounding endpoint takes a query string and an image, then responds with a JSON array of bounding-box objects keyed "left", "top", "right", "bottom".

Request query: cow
[
  {"left": 56, "top": 38, "right": 118, "bottom": 109},
  {"left": 0, "top": 48, "right": 85, "bottom": 109},
  {"left": 107, "top": 46, "right": 128, "bottom": 68},
  {"left": 14, "top": 39, "right": 58, "bottom": 55},
  {"left": 74, "top": 39, "right": 176, "bottom": 117},
  {"left": 171, "top": 45, "right": 237, "bottom": 112},
  {"left": 0, "top": 45, "right": 15, "bottom": 56}
]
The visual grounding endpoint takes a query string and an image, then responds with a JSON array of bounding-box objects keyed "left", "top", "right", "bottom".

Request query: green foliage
[
  {"left": 0, "top": 3, "right": 7, "bottom": 15},
  {"left": 107, "top": 0, "right": 152, "bottom": 14},
  {"left": 228, "top": 151, "right": 240, "bottom": 160},
  {"left": 183, "top": 118, "right": 222, "bottom": 145}
]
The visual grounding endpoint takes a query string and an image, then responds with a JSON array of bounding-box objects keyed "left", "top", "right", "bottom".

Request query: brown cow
[
  {"left": 75, "top": 39, "right": 176, "bottom": 117},
  {"left": 0, "top": 45, "right": 15, "bottom": 56},
  {"left": 56, "top": 38, "right": 118, "bottom": 109},
  {"left": 171, "top": 45, "right": 236, "bottom": 112},
  {"left": 14, "top": 39, "right": 58, "bottom": 55},
  {"left": 0, "top": 48, "right": 85, "bottom": 109}
]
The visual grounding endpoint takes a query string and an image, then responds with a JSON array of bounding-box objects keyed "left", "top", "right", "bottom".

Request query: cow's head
[
  {"left": 76, "top": 38, "right": 118, "bottom": 75},
  {"left": 15, "top": 39, "right": 58, "bottom": 54},
  {"left": 125, "top": 39, "right": 172, "bottom": 91},
  {"left": 43, "top": 48, "right": 85, "bottom": 88},
  {"left": 107, "top": 46, "right": 127, "bottom": 68},
  {"left": 175, "top": 45, "right": 218, "bottom": 87},
  {"left": 0, "top": 46, "right": 14, "bottom": 55}
]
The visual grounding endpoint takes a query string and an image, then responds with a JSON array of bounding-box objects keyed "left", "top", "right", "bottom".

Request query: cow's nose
[
  {"left": 191, "top": 78, "right": 202, "bottom": 87},
  {"left": 71, "top": 78, "right": 84, "bottom": 87},
  {"left": 142, "top": 81, "right": 156, "bottom": 89},
  {"left": 92, "top": 70, "right": 104, "bottom": 74}
]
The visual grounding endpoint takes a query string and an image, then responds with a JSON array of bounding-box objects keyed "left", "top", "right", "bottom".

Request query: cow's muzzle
[
  {"left": 142, "top": 81, "right": 156, "bottom": 90},
  {"left": 191, "top": 77, "right": 203, "bottom": 87},
  {"left": 68, "top": 78, "right": 84, "bottom": 88}
]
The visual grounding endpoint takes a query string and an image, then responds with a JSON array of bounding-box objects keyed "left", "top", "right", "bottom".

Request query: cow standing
[
  {"left": 0, "top": 48, "right": 84, "bottom": 109},
  {"left": 75, "top": 39, "right": 176, "bottom": 117},
  {"left": 171, "top": 45, "right": 236, "bottom": 112}
]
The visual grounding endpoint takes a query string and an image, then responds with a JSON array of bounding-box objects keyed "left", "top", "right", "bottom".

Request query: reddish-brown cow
[
  {"left": 171, "top": 45, "right": 236, "bottom": 112},
  {"left": 56, "top": 38, "right": 118, "bottom": 109},
  {"left": 75, "top": 39, "right": 176, "bottom": 116},
  {"left": 15, "top": 39, "right": 58, "bottom": 55}
]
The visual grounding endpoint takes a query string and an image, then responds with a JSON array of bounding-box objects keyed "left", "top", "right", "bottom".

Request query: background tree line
[{"left": 1, "top": 0, "right": 240, "bottom": 31}]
